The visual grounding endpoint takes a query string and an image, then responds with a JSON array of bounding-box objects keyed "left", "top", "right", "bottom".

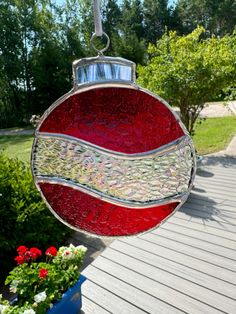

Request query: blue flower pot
[{"left": 47, "top": 274, "right": 86, "bottom": 314}]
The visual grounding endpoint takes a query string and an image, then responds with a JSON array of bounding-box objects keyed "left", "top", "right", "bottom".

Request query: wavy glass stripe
[{"left": 32, "top": 136, "right": 193, "bottom": 203}]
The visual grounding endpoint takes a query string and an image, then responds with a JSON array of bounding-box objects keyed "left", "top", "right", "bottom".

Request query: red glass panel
[
  {"left": 39, "top": 183, "right": 179, "bottom": 236},
  {"left": 39, "top": 87, "right": 184, "bottom": 154}
]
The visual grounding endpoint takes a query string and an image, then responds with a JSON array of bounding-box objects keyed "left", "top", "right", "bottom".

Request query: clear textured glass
[
  {"left": 76, "top": 62, "right": 132, "bottom": 84},
  {"left": 33, "top": 136, "right": 192, "bottom": 204}
]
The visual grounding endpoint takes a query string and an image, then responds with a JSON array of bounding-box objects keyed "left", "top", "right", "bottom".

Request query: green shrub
[{"left": 0, "top": 153, "right": 72, "bottom": 279}]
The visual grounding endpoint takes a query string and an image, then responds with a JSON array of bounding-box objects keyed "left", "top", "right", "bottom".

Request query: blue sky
[{"left": 169, "top": 0, "right": 176, "bottom": 6}]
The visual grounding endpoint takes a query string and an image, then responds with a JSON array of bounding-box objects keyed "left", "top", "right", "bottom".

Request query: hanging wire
[{"left": 91, "top": 0, "right": 110, "bottom": 55}]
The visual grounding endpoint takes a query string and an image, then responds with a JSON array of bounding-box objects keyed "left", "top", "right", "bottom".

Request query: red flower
[
  {"left": 17, "top": 246, "right": 28, "bottom": 256},
  {"left": 15, "top": 255, "right": 25, "bottom": 265},
  {"left": 24, "top": 251, "right": 32, "bottom": 262},
  {"left": 39, "top": 268, "right": 48, "bottom": 279},
  {"left": 45, "top": 246, "right": 57, "bottom": 257},
  {"left": 30, "top": 247, "right": 42, "bottom": 259}
]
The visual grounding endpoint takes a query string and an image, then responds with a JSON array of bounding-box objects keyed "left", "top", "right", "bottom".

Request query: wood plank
[
  {"left": 184, "top": 208, "right": 236, "bottom": 222},
  {"left": 163, "top": 220, "right": 236, "bottom": 247},
  {"left": 177, "top": 212, "right": 236, "bottom": 231},
  {"left": 198, "top": 164, "right": 236, "bottom": 171},
  {"left": 196, "top": 174, "right": 236, "bottom": 183},
  {"left": 110, "top": 240, "right": 236, "bottom": 300},
  {"left": 193, "top": 185, "right": 236, "bottom": 199},
  {"left": 200, "top": 166, "right": 236, "bottom": 174},
  {"left": 190, "top": 190, "right": 236, "bottom": 203},
  {"left": 179, "top": 203, "right": 236, "bottom": 224},
  {"left": 167, "top": 215, "right": 236, "bottom": 238},
  {"left": 198, "top": 167, "right": 236, "bottom": 174},
  {"left": 89, "top": 258, "right": 218, "bottom": 314},
  {"left": 196, "top": 176, "right": 236, "bottom": 187},
  {"left": 119, "top": 237, "right": 236, "bottom": 285},
  {"left": 94, "top": 251, "right": 233, "bottom": 313},
  {"left": 151, "top": 228, "right": 236, "bottom": 260},
  {"left": 195, "top": 176, "right": 236, "bottom": 187},
  {"left": 82, "top": 278, "right": 146, "bottom": 314},
  {"left": 195, "top": 178, "right": 236, "bottom": 190},
  {"left": 196, "top": 170, "right": 236, "bottom": 180},
  {"left": 195, "top": 174, "right": 236, "bottom": 184},
  {"left": 173, "top": 214, "right": 236, "bottom": 234},
  {"left": 181, "top": 202, "right": 236, "bottom": 217},
  {"left": 180, "top": 206, "right": 236, "bottom": 223},
  {"left": 185, "top": 197, "right": 235, "bottom": 208},
  {"left": 188, "top": 194, "right": 236, "bottom": 207},
  {"left": 203, "top": 167, "right": 236, "bottom": 174},
  {"left": 193, "top": 188, "right": 236, "bottom": 201},
  {"left": 83, "top": 265, "right": 183, "bottom": 314},
  {"left": 82, "top": 295, "right": 111, "bottom": 314},
  {"left": 140, "top": 233, "right": 236, "bottom": 272}
]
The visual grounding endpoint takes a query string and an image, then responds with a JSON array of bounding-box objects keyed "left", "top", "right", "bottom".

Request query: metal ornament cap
[{"left": 31, "top": 56, "right": 196, "bottom": 237}]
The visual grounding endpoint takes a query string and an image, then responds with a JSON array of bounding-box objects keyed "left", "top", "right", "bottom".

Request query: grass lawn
[
  {"left": 0, "top": 135, "right": 33, "bottom": 163},
  {"left": 193, "top": 116, "right": 236, "bottom": 155},
  {"left": 0, "top": 116, "right": 235, "bottom": 162},
  {"left": 0, "top": 125, "right": 32, "bottom": 132}
]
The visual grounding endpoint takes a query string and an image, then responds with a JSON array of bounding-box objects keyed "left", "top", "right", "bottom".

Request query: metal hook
[{"left": 90, "top": 32, "right": 110, "bottom": 55}]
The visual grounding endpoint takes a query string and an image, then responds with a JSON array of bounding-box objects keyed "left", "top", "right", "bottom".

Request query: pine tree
[
  {"left": 111, "top": 0, "right": 145, "bottom": 64},
  {"left": 143, "top": 0, "right": 171, "bottom": 43},
  {"left": 175, "top": 0, "right": 236, "bottom": 36}
]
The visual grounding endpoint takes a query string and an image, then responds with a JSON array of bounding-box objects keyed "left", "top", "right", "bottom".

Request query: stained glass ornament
[{"left": 31, "top": 56, "right": 196, "bottom": 237}]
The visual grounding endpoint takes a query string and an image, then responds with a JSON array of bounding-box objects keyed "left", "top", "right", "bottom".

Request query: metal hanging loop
[
  {"left": 90, "top": 32, "right": 110, "bottom": 55},
  {"left": 91, "top": 0, "right": 110, "bottom": 55}
]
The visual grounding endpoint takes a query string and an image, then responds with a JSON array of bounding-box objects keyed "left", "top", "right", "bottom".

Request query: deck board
[
  {"left": 109, "top": 240, "right": 236, "bottom": 299},
  {"left": 142, "top": 233, "right": 236, "bottom": 271},
  {"left": 82, "top": 296, "right": 112, "bottom": 314},
  {"left": 117, "top": 238, "right": 236, "bottom": 285},
  {"left": 82, "top": 161, "right": 236, "bottom": 313},
  {"left": 174, "top": 215, "right": 236, "bottom": 233},
  {"left": 154, "top": 224, "right": 236, "bottom": 251},
  {"left": 96, "top": 250, "right": 236, "bottom": 313},
  {"left": 164, "top": 219, "right": 236, "bottom": 242}
]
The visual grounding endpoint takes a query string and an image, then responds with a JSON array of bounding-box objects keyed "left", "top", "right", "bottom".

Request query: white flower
[
  {"left": 0, "top": 305, "right": 7, "bottom": 314},
  {"left": 34, "top": 291, "right": 47, "bottom": 303},
  {"left": 76, "top": 245, "right": 87, "bottom": 253},
  {"left": 9, "top": 287, "right": 17, "bottom": 294},
  {"left": 9, "top": 279, "right": 19, "bottom": 294},
  {"left": 62, "top": 250, "right": 74, "bottom": 259},
  {"left": 23, "top": 310, "right": 36, "bottom": 314}
]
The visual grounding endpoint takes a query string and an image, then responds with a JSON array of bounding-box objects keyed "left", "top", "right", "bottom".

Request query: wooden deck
[{"left": 81, "top": 158, "right": 236, "bottom": 314}]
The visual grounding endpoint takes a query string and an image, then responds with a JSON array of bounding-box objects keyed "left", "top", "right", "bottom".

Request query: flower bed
[{"left": 0, "top": 244, "right": 87, "bottom": 314}]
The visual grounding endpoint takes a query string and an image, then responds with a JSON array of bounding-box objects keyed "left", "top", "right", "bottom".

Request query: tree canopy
[
  {"left": 0, "top": 0, "right": 236, "bottom": 128},
  {"left": 137, "top": 27, "right": 236, "bottom": 134},
  {"left": 175, "top": 0, "right": 236, "bottom": 36}
]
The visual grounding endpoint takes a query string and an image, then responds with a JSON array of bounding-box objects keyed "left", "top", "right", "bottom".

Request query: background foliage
[
  {"left": 0, "top": 153, "right": 71, "bottom": 279},
  {"left": 138, "top": 27, "right": 236, "bottom": 134},
  {"left": 0, "top": 0, "right": 236, "bottom": 285},
  {"left": 0, "top": 0, "right": 235, "bottom": 128}
]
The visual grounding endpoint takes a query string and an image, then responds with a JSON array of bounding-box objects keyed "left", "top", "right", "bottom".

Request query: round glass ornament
[{"left": 31, "top": 56, "right": 196, "bottom": 237}]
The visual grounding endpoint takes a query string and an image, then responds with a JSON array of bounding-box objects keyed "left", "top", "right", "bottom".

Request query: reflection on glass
[{"left": 77, "top": 62, "right": 132, "bottom": 84}]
